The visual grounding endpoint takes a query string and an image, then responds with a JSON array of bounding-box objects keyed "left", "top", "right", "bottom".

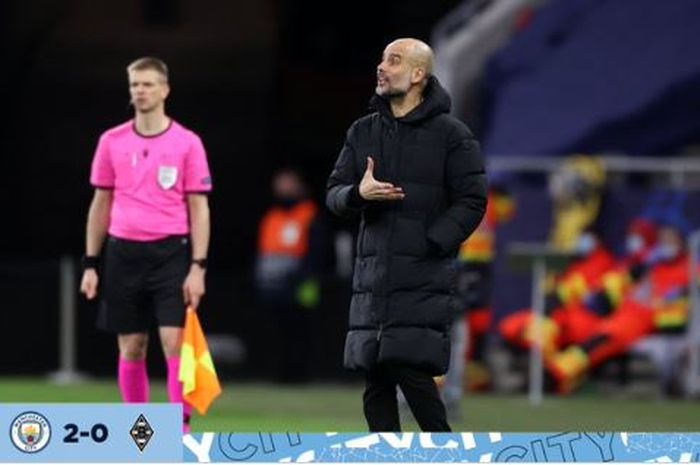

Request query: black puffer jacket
[{"left": 326, "top": 77, "right": 487, "bottom": 375}]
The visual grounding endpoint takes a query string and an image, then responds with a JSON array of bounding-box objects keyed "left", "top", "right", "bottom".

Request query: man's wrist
[
  {"left": 349, "top": 184, "right": 368, "bottom": 206},
  {"left": 191, "top": 258, "right": 207, "bottom": 270},
  {"left": 81, "top": 255, "right": 100, "bottom": 271}
]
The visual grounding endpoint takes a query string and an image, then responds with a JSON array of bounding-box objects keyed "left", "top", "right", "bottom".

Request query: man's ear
[{"left": 411, "top": 67, "right": 425, "bottom": 84}]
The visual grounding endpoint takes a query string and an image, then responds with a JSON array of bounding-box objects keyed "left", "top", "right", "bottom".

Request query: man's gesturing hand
[{"left": 359, "top": 157, "right": 405, "bottom": 201}]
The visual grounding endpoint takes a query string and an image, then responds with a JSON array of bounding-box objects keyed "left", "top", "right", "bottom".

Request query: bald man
[{"left": 326, "top": 38, "right": 487, "bottom": 431}]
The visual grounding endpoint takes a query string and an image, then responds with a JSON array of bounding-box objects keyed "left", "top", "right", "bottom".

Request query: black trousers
[{"left": 363, "top": 363, "right": 451, "bottom": 432}]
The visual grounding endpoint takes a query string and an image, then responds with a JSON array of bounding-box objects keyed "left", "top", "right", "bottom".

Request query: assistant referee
[{"left": 80, "top": 57, "right": 212, "bottom": 433}]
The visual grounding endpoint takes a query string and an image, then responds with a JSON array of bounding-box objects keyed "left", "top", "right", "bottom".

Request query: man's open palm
[{"left": 359, "top": 157, "right": 405, "bottom": 201}]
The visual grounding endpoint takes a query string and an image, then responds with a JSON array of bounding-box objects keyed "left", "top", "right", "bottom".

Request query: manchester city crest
[{"left": 10, "top": 411, "right": 51, "bottom": 453}]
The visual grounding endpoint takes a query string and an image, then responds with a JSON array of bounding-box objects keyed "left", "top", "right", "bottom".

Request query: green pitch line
[{"left": 1, "top": 378, "right": 699, "bottom": 431}]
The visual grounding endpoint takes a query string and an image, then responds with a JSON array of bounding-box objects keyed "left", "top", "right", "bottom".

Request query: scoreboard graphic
[{"left": 1, "top": 404, "right": 698, "bottom": 462}]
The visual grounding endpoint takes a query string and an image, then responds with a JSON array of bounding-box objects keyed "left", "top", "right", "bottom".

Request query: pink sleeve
[
  {"left": 89, "top": 134, "right": 115, "bottom": 188},
  {"left": 184, "top": 134, "right": 213, "bottom": 193}
]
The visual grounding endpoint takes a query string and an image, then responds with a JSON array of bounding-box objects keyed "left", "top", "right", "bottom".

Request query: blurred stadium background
[{"left": 3, "top": 0, "right": 700, "bottom": 430}]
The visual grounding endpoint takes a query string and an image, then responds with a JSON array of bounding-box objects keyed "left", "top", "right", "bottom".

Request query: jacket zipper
[{"left": 379, "top": 120, "right": 400, "bottom": 339}]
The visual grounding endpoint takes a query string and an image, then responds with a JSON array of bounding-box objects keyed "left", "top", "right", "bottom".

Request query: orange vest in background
[
  {"left": 646, "top": 254, "right": 691, "bottom": 329},
  {"left": 556, "top": 246, "right": 616, "bottom": 304},
  {"left": 258, "top": 200, "right": 318, "bottom": 258},
  {"left": 458, "top": 190, "right": 515, "bottom": 263}
]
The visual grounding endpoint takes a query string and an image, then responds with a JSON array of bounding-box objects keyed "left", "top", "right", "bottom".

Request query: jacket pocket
[{"left": 377, "top": 326, "right": 450, "bottom": 376}]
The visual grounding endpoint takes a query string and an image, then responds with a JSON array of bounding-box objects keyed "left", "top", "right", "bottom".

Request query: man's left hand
[{"left": 183, "top": 266, "right": 206, "bottom": 310}]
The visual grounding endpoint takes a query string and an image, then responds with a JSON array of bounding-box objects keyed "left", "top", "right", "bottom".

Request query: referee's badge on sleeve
[{"left": 158, "top": 166, "right": 178, "bottom": 189}]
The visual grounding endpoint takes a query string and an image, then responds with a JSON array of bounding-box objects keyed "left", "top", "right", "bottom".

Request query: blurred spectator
[
  {"left": 499, "top": 229, "right": 616, "bottom": 358},
  {"left": 547, "top": 210, "right": 693, "bottom": 395},
  {"left": 548, "top": 155, "right": 606, "bottom": 251},
  {"left": 254, "top": 168, "right": 326, "bottom": 383},
  {"left": 590, "top": 217, "right": 659, "bottom": 315}
]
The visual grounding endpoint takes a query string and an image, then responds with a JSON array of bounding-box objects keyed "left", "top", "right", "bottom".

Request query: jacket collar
[{"left": 369, "top": 75, "right": 452, "bottom": 124}]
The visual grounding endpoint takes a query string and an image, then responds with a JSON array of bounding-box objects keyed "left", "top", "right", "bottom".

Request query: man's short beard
[{"left": 384, "top": 88, "right": 407, "bottom": 100}]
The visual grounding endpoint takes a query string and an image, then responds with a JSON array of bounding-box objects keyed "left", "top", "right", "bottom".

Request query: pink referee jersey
[{"left": 90, "top": 119, "right": 212, "bottom": 241}]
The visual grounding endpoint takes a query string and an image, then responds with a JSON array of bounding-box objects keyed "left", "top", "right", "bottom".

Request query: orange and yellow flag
[{"left": 179, "top": 307, "right": 222, "bottom": 415}]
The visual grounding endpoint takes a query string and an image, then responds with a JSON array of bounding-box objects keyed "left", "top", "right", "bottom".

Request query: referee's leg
[
  {"left": 363, "top": 365, "right": 402, "bottom": 431},
  {"left": 117, "top": 333, "right": 150, "bottom": 403},
  {"left": 391, "top": 364, "right": 451, "bottom": 432},
  {"left": 152, "top": 235, "right": 191, "bottom": 431}
]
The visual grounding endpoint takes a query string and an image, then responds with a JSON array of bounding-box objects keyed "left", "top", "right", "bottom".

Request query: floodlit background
[{"left": 2, "top": 0, "right": 700, "bottom": 431}]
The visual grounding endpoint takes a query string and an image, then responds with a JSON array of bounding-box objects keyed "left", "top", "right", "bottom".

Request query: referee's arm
[
  {"left": 183, "top": 194, "right": 210, "bottom": 309},
  {"left": 81, "top": 188, "right": 113, "bottom": 299}
]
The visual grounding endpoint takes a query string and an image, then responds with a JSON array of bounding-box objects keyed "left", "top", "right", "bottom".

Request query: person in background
[
  {"left": 587, "top": 217, "right": 658, "bottom": 316},
  {"left": 547, "top": 213, "right": 692, "bottom": 394},
  {"left": 499, "top": 228, "right": 616, "bottom": 358},
  {"left": 254, "top": 168, "right": 325, "bottom": 383}
]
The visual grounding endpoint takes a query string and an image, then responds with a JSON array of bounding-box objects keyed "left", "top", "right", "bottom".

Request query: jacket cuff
[
  {"left": 426, "top": 218, "right": 464, "bottom": 257},
  {"left": 347, "top": 184, "right": 366, "bottom": 208}
]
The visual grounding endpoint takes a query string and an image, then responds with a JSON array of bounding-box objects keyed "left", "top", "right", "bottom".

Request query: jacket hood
[{"left": 370, "top": 75, "right": 452, "bottom": 123}]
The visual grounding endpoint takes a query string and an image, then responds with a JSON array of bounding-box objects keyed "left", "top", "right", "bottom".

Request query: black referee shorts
[{"left": 97, "top": 235, "right": 189, "bottom": 333}]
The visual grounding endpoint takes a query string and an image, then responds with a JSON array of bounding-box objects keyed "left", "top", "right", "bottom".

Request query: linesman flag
[{"left": 179, "top": 307, "right": 222, "bottom": 414}]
